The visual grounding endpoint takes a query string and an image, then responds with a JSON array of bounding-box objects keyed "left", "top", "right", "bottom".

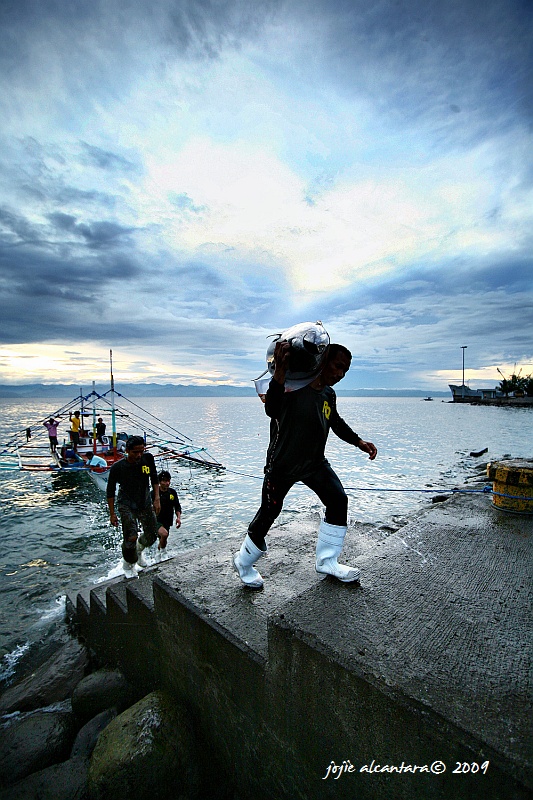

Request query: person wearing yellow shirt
[{"left": 69, "top": 410, "right": 81, "bottom": 452}]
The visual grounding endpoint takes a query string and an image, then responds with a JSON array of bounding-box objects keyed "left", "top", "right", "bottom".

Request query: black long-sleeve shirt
[
  {"left": 106, "top": 452, "right": 158, "bottom": 510},
  {"left": 151, "top": 486, "right": 181, "bottom": 529},
  {"left": 263, "top": 378, "right": 361, "bottom": 480}
]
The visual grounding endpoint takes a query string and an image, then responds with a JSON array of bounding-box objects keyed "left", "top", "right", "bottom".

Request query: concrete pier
[{"left": 67, "top": 492, "right": 532, "bottom": 799}]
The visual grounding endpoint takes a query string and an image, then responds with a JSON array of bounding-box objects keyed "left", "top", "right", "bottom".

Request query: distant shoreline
[{"left": 0, "top": 383, "right": 451, "bottom": 399}]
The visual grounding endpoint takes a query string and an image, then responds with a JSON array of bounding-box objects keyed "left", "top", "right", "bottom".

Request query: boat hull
[{"left": 88, "top": 468, "right": 110, "bottom": 491}]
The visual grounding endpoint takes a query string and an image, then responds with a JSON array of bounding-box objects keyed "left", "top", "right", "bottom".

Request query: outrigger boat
[{"left": 0, "top": 352, "right": 224, "bottom": 485}]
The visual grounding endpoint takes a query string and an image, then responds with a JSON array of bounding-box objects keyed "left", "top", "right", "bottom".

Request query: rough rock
[
  {"left": 70, "top": 708, "right": 118, "bottom": 760},
  {"left": 71, "top": 669, "right": 132, "bottom": 720},
  {"left": 0, "top": 639, "right": 88, "bottom": 715},
  {"left": 0, "top": 705, "right": 78, "bottom": 787},
  {"left": 0, "top": 755, "right": 89, "bottom": 800},
  {"left": 88, "top": 690, "right": 200, "bottom": 800}
]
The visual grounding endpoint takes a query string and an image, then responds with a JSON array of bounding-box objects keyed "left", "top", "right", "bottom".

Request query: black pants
[
  {"left": 118, "top": 503, "right": 159, "bottom": 563},
  {"left": 247, "top": 463, "right": 348, "bottom": 550}
]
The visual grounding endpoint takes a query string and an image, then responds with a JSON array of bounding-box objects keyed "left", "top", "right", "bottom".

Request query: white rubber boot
[
  {"left": 136, "top": 542, "right": 148, "bottom": 568},
  {"left": 122, "top": 558, "right": 138, "bottom": 578},
  {"left": 233, "top": 534, "right": 266, "bottom": 589},
  {"left": 315, "top": 521, "right": 360, "bottom": 583}
]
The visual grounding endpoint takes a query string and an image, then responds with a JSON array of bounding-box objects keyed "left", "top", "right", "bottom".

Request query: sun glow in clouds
[
  {"left": 130, "top": 125, "right": 511, "bottom": 297},
  {"left": 0, "top": 345, "right": 240, "bottom": 386},
  {"left": 431, "top": 364, "right": 533, "bottom": 388},
  {"left": 0, "top": 345, "right": 113, "bottom": 384}
]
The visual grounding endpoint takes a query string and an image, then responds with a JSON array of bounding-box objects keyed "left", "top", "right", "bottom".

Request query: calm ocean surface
[{"left": 1, "top": 395, "right": 532, "bottom": 684}]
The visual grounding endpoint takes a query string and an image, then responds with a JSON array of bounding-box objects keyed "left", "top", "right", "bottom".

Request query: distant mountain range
[{"left": 0, "top": 383, "right": 450, "bottom": 398}]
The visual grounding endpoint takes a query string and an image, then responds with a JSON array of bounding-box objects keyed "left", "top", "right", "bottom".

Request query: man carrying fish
[{"left": 233, "top": 333, "right": 377, "bottom": 590}]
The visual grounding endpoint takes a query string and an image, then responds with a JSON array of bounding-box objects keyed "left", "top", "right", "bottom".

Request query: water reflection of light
[{"left": 9, "top": 492, "right": 52, "bottom": 509}]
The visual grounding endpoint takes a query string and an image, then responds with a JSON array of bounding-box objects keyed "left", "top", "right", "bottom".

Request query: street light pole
[{"left": 461, "top": 345, "right": 467, "bottom": 399}]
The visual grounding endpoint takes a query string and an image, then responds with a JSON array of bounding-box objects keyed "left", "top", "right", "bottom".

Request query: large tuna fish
[{"left": 254, "top": 321, "right": 330, "bottom": 394}]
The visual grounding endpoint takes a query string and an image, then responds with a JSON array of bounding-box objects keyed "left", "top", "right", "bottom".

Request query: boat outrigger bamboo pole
[{"left": 110, "top": 350, "right": 117, "bottom": 455}]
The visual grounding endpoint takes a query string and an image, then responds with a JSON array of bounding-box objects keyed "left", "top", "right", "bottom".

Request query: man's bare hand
[
  {"left": 358, "top": 440, "right": 377, "bottom": 460},
  {"left": 273, "top": 340, "right": 291, "bottom": 384}
]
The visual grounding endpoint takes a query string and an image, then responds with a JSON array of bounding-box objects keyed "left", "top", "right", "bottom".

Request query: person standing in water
[
  {"left": 233, "top": 341, "right": 377, "bottom": 589},
  {"left": 151, "top": 470, "right": 182, "bottom": 551},
  {"left": 106, "top": 436, "right": 160, "bottom": 572}
]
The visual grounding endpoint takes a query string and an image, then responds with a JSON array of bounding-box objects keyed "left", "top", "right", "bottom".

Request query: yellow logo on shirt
[
  {"left": 142, "top": 465, "right": 150, "bottom": 474},
  {"left": 323, "top": 400, "right": 331, "bottom": 420},
  {"left": 170, "top": 494, "right": 174, "bottom": 500}
]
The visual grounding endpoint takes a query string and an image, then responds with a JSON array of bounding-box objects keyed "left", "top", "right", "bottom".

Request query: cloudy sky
[{"left": 0, "top": 0, "right": 531, "bottom": 390}]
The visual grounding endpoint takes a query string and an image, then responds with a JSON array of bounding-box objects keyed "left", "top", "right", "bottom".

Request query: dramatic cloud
[{"left": 0, "top": 0, "right": 530, "bottom": 388}]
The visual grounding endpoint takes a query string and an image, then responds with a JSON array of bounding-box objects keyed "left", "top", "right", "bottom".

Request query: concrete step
[
  {"left": 106, "top": 582, "right": 128, "bottom": 616},
  {"left": 89, "top": 583, "right": 108, "bottom": 618},
  {"left": 127, "top": 568, "right": 157, "bottom": 614},
  {"left": 269, "top": 494, "right": 532, "bottom": 793},
  {"left": 68, "top": 561, "right": 166, "bottom": 693},
  {"left": 153, "top": 518, "right": 322, "bottom": 663}
]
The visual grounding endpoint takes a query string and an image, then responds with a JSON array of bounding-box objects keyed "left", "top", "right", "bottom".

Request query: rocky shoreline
[{"left": 0, "top": 634, "right": 235, "bottom": 800}]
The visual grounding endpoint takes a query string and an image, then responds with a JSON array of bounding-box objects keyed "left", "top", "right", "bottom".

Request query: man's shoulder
[
  {"left": 109, "top": 458, "right": 126, "bottom": 474},
  {"left": 298, "top": 384, "right": 336, "bottom": 401},
  {"left": 312, "top": 384, "right": 336, "bottom": 400}
]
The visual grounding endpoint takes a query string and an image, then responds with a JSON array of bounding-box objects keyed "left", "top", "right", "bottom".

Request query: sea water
[{"left": 0, "top": 395, "right": 531, "bottom": 683}]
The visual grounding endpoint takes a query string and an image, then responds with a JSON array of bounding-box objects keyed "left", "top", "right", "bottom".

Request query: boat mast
[
  {"left": 80, "top": 387, "right": 84, "bottom": 434},
  {"left": 92, "top": 381, "right": 97, "bottom": 454},
  {"left": 110, "top": 350, "right": 117, "bottom": 454}
]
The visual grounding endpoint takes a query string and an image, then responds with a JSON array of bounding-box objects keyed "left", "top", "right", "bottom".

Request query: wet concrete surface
[{"left": 155, "top": 491, "right": 532, "bottom": 783}]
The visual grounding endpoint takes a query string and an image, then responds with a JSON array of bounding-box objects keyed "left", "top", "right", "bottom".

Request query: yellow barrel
[{"left": 487, "top": 458, "right": 533, "bottom": 514}]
